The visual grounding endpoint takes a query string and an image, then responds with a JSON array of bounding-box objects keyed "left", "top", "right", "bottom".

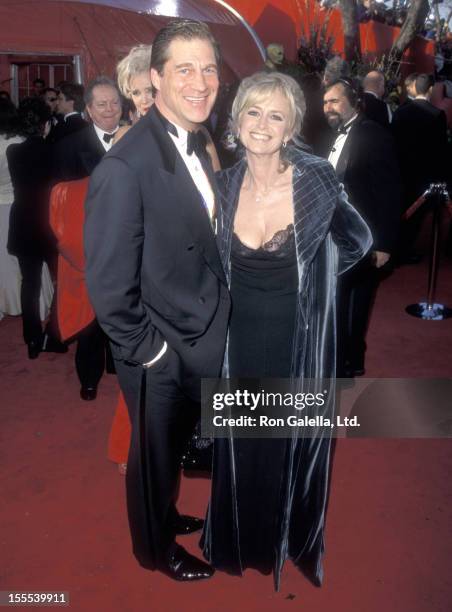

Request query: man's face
[
  {"left": 57, "top": 92, "right": 74, "bottom": 116},
  {"left": 34, "top": 81, "right": 45, "bottom": 96},
  {"left": 44, "top": 90, "right": 58, "bottom": 113},
  {"left": 151, "top": 37, "right": 219, "bottom": 131},
  {"left": 323, "top": 83, "right": 355, "bottom": 130},
  {"left": 86, "top": 85, "right": 122, "bottom": 132}
]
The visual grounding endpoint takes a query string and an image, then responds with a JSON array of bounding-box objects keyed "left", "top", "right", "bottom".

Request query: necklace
[
  {"left": 255, "top": 186, "right": 271, "bottom": 203},
  {"left": 246, "top": 163, "right": 289, "bottom": 203}
]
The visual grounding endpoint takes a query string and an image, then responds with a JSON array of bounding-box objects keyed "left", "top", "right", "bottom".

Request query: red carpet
[{"left": 1, "top": 258, "right": 451, "bottom": 612}]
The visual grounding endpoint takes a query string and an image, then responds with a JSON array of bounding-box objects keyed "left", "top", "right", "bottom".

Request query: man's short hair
[
  {"left": 362, "top": 70, "right": 385, "bottom": 90},
  {"left": 17, "top": 96, "right": 51, "bottom": 137},
  {"left": 58, "top": 81, "right": 85, "bottom": 112},
  {"left": 404, "top": 72, "right": 418, "bottom": 87},
  {"left": 150, "top": 19, "right": 221, "bottom": 76},
  {"left": 43, "top": 87, "right": 58, "bottom": 97},
  {"left": 415, "top": 73, "right": 434, "bottom": 96},
  {"left": 84, "top": 76, "right": 120, "bottom": 107}
]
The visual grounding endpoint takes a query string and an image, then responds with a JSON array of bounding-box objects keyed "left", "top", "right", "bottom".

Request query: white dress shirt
[
  {"left": 168, "top": 125, "right": 215, "bottom": 221},
  {"left": 144, "top": 122, "right": 215, "bottom": 369},
  {"left": 93, "top": 123, "right": 118, "bottom": 152},
  {"left": 328, "top": 114, "right": 357, "bottom": 170}
]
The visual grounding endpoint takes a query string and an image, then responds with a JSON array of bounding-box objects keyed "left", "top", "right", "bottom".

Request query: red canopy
[{"left": 0, "top": 0, "right": 265, "bottom": 89}]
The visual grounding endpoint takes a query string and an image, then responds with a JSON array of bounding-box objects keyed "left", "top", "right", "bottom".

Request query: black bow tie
[
  {"left": 186, "top": 130, "right": 207, "bottom": 157},
  {"left": 337, "top": 125, "right": 348, "bottom": 136},
  {"left": 103, "top": 131, "right": 116, "bottom": 143}
]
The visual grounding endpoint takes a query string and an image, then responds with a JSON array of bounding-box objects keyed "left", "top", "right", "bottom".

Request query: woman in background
[
  {"left": 116, "top": 44, "right": 154, "bottom": 127},
  {"left": 7, "top": 97, "right": 56, "bottom": 358},
  {"left": 0, "top": 99, "right": 23, "bottom": 319}
]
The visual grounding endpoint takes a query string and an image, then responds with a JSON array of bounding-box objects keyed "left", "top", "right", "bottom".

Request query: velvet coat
[{"left": 202, "top": 147, "right": 372, "bottom": 587}]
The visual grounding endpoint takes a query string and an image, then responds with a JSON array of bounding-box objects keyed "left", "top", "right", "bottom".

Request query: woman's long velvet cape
[{"left": 202, "top": 147, "right": 372, "bottom": 588}]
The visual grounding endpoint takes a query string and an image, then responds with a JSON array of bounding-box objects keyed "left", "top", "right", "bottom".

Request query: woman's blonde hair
[
  {"left": 116, "top": 44, "right": 153, "bottom": 99},
  {"left": 231, "top": 71, "right": 306, "bottom": 139}
]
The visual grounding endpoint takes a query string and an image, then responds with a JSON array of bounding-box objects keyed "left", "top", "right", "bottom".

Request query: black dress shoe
[
  {"left": 180, "top": 445, "right": 212, "bottom": 473},
  {"left": 161, "top": 544, "right": 214, "bottom": 581},
  {"left": 80, "top": 386, "right": 97, "bottom": 401},
  {"left": 173, "top": 515, "right": 204, "bottom": 535},
  {"left": 41, "top": 334, "right": 68, "bottom": 354},
  {"left": 27, "top": 341, "right": 41, "bottom": 360}
]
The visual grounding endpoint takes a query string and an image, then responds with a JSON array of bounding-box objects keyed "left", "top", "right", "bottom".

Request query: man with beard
[{"left": 323, "top": 78, "right": 401, "bottom": 377}]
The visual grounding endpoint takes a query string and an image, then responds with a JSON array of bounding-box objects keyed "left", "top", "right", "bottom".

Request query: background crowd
[
  {"left": 0, "top": 15, "right": 451, "bottom": 589},
  {"left": 0, "top": 47, "right": 450, "bottom": 396}
]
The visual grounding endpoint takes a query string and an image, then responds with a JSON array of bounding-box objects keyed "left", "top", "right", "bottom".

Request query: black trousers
[
  {"left": 17, "top": 253, "right": 59, "bottom": 344},
  {"left": 75, "top": 319, "right": 108, "bottom": 388},
  {"left": 115, "top": 349, "right": 199, "bottom": 569},
  {"left": 336, "top": 255, "right": 379, "bottom": 375}
]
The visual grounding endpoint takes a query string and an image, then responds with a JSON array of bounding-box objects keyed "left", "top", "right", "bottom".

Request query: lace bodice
[{"left": 232, "top": 224, "right": 295, "bottom": 257}]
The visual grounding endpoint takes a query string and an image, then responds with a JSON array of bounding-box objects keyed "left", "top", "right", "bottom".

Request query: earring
[{"left": 282, "top": 141, "right": 287, "bottom": 148}]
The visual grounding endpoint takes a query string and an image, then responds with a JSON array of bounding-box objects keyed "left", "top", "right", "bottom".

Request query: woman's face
[
  {"left": 129, "top": 71, "right": 154, "bottom": 116},
  {"left": 238, "top": 89, "right": 292, "bottom": 156}
]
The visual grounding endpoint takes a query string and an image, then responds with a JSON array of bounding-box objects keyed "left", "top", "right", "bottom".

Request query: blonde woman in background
[{"left": 117, "top": 44, "right": 154, "bottom": 126}]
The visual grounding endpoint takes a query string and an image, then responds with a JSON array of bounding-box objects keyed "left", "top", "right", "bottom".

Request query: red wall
[{"left": 230, "top": 0, "right": 434, "bottom": 72}]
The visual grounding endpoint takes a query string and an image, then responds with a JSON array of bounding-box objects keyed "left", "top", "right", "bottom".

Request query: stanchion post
[{"left": 406, "top": 183, "right": 452, "bottom": 320}]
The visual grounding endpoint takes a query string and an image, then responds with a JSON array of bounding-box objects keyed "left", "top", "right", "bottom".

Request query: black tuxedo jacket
[
  {"left": 84, "top": 106, "right": 230, "bottom": 377},
  {"left": 52, "top": 124, "right": 106, "bottom": 182},
  {"left": 50, "top": 113, "right": 88, "bottom": 144},
  {"left": 391, "top": 98, "right": 448, "bottom": 205},
  {"left": 7, "top": 136, "right": 56, "bottom": 258},
  {"left": 363, "top": 92, "right": 390, "bottom": 128},
  {"left": 334, "top": 114, "right": 401, "bottom": 253}
]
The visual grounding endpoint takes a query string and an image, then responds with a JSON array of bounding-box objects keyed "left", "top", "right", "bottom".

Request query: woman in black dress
[
  {"left": 201, "top": 72, "right": 372, "bottom": 588},
  {"left": 7, "top": 97, "right": 56, "bottom": 358}
]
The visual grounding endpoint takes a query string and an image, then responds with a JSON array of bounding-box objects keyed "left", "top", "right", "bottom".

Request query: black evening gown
[{"left": 202, "top": 224, "right": 298, "bottom": 583}]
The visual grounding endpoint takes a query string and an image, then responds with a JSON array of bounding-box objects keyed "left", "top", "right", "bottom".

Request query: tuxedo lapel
[
  {"left": 79, "top": 125, "right": 105, "bottom": 175},
  {"left": 335, "top": 131, "right": 353, "bottom": 183},
  {"left": 145, "top": 107, "right": 226, "bottom": 286},
  {"left": 335, "top": 115, "right": 362, "bottom": 183}
]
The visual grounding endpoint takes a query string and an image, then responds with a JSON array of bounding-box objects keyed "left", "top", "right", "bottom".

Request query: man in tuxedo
[
  {"left": 392, "top": 73, "right": 448, "bottom": 261},
  {"left": 362, "top": 70, "right": 391, "bottom": 127},
  {"left": 324, "top": 78, "right": 401, "bottom": 376},
  {"left": 52, "top": 81, "right": 87, "bottom": 142},
  {"left": 53, "top": 76, "right": 122, "bottom": 400},
  {"left": 42, "top": 87, "right": 63, "bottom": 143},
  {"left": 32, "top": 77, "right": 45, "bottom": 97},
  {"left": 85, "top": 20, "right": 230, "bottom": 580}
]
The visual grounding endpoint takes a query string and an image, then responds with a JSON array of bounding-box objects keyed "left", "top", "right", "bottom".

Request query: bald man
[{"left": 362, "top": 70, "right": 391, "bottom": 127}]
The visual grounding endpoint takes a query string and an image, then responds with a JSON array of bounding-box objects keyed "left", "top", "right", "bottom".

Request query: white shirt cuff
[{"left": 143, "top": 341, "right": 168, "bottom": 368}]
